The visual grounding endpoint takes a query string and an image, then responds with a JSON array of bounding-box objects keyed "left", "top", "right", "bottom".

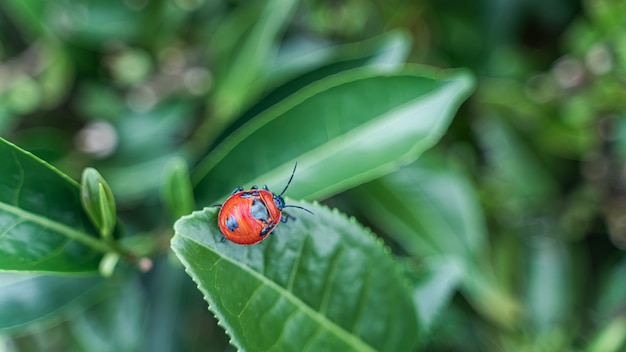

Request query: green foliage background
[{"left": 1, "top": 0, "right": 626, "bottom": 351}]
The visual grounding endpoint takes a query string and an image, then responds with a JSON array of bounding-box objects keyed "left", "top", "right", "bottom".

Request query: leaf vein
[
  {"left": 174, "top": 232, "right": 378, "bottom": 352},
  {"left": 285, "top": 235, "right": 307, "bottom": 291},
  {"left": 318, "top": 246, "right": 343, "bottom": 315},
  {"left": 11, "top": 151, "right": 24, "bottom": 206}
]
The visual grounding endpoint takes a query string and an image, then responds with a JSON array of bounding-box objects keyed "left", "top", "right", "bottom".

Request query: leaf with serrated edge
[{"left": 171, "top": 201, "right": 419, "bottom": 352}]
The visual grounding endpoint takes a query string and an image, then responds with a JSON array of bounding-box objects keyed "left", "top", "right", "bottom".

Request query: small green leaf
[
  {"left": 161, "top": 157, "right": 195, "bottom": 221},
  {"left": 193, "top": 66, "right": 475, "bottom": 203},
  {"left": 0, "top": 137, "right": 111, "bottom": 272},
  {"left": 171, "top": 202, "right": 419, "bottom": 352},
  {"left": 98, "top": 252, "right": 120, "bottom": 278},
  {"left": 81, "top": 167, "right": 117, "bottom": 239}
]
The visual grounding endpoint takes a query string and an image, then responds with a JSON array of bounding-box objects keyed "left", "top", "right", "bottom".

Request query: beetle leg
[
  {"left": 260, "top": 221, "right": 276, "bottom": 237},
  {"left": 240, "top": 191, "right": 260, "bottom": 198},
  {"left": 220, "top": 236, "right": 227, "bottom": 243},
  {"left": 230, "top": 187, "right": 244, "bottom": 195},
  {"left": 262, "top": 185, "right": 269, "bottom": 191},
  {"left": 281, "top": 212, "right": 295, "bottom": 223},
  {"left": 212, "top": 203, "right": 222, "bottom": 207},
  {"left": 251, "top": 185, "right": 258, "bottom": 190}
]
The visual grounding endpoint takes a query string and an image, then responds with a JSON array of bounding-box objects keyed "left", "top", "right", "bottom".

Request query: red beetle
[{"left": 215, "top": 163, "right": 312, "bottom": 245}]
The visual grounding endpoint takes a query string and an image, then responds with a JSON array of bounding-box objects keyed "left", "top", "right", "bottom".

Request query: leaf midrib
[
  {"left": 174, "top": 231, "right": 377, "bottom": 352},
  {"left": 0, "top": 202, "right": 110, "bottom": 254},
  {"left": 193, "top": 67, "right": 457, "bottom": 184}
]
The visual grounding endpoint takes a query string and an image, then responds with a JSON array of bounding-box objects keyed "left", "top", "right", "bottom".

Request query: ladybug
[{"left": 214, "top": 163, "right": 312, "bottom": 245}]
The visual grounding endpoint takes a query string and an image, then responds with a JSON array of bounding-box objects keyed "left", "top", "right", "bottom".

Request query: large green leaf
[
  {"left": 0, "top": 137, "right": 110, "bottom": 272},
  {"left": 193, "top": 66, "right": 474, "bottom": 204},
  {"left": 210, "top": 30, "right": 412, "bottom": 148},
  {"left": 0, "top": 273, "right": 107, "bottom": 332},
  {"left": 171, "top": 202, "right": 419, "bottom": 352}
]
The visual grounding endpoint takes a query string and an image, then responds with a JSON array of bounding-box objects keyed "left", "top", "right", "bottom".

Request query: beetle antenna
[
  {"left": 283, "top": 205, "right": 314, "bottom": 215},
  {"left": 279, "top": 162, "right": 298, "bottom": 196}
]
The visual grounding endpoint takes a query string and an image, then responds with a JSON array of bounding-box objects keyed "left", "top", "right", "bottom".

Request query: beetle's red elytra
[{"left": 214, "top": 163, "right": 312, "bottom": 245}]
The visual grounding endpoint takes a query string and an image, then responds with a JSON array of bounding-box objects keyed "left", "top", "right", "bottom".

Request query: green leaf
[
  {"left": 352, "top": 159, "right": 520, "bottom": 328},
  {"left": 69, "top": 278, "right": 145, "bottom": 352},
  {"left": 0, "top": 273, "right": 107, "bottom": 332},
  {"left": 0, "top": 1, "right": 49, "bottom": 38},
  {"left": 352, "top": 159, "right": 487, "bottom": 260},
  {"left": 193, "top": 66, "right": 475, "bottom": 203},
  {"left": 171, "top": 202, "right": 419, "bottom": 352},
  {"left": 411, "top": 257, "right": 464, "bottom": 332},
  {"left": 214, "top": 30, "right": 412, "bottom": 146},
  {"left": 211, "top": 0, "right": 299, "bottom": 120},
  {"left": 585, "top": 316, "right": 626, "bottom": 352},
  {"left": 0, "top": 137, "right": 111, "bottom": 272},
  {"left": 267, "top": 29, "right": 412, "bottom": 92},
  {"left": 81, "top": 168, "right": 117, "bottom": 239},
  {"left": 161, "top": 157, "right": 195, "bottom": 221},
  {"left": 524, "top": 234, "right": 572, "bottom": 333},
  {"left": 475, "top": 116, "right": 558, "bottom": 207}
]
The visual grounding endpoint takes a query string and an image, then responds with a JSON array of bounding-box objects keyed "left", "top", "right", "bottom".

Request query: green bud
[
  {"left": 99, "top": 252, "right": 120, "bottom": 278},
  {"left": 81, "top": 167, "right": 117, "bottom": 239}
]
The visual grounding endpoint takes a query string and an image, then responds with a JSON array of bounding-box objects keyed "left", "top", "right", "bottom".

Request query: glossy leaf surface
[
  {"left": 193, "top": 67, "right": 474, "bottom": 203},
  {"left": 171, "top": 202, "right": 419, "bottom": 352},
  {"left": 0, "top": 138, "right": 107, "bottom": 272}
]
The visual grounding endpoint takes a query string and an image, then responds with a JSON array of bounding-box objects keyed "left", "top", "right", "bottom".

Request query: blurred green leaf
[
  {"left": 594, "top": 256, "right": 626, "bottom": 323},
  {"left": 0, "top": 137, "right": 110, "bottom": 272},
  {"left": 171, "top": 202, "right": 419, "bottom": 352},
  {"left": 585, "top": 316, "right": 626, "bottom": 352},
  {"left": 523, "top": 233, "right": 572, "bottom": 332},
  {"left": 0, "top": 0, "right": 49, "bottom": 38},
  {"left": 475, "top": 116, "right": 559, "bottom": 208},
  {"left": 102, "top": 102, "right": 194, "bottom": 202},
  {"left": 268, "top": 29, "right": 412, "bottom": 88},
  {"left": 0, "top": 273, "right": 107, "bottom": 332},
  {"left": 353, "top": 159, "right": 520, "bottom": 328},
  {"left": 70, "top": 278, "right": 145, "bottom": 352},
  {"left": 161, "top": 157, "right": 195, "bottom": 221},
  {"left": 38, "top": 41, "right": 73, "bottom": 109},
  {"left": 353, "top": 159, "right": 487, "bottom": 259},
  {"left": 411, "top": 257, "right": 464, "bottom": 332},
  {"left": 215, "top": 30, "right": 413, "bottom": 144},
  {"left": 193, "top": 66, "right": 474, "bottom": 204},
  {"left": 211, "top": 0, "right": 299, "bottom": 120}
]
